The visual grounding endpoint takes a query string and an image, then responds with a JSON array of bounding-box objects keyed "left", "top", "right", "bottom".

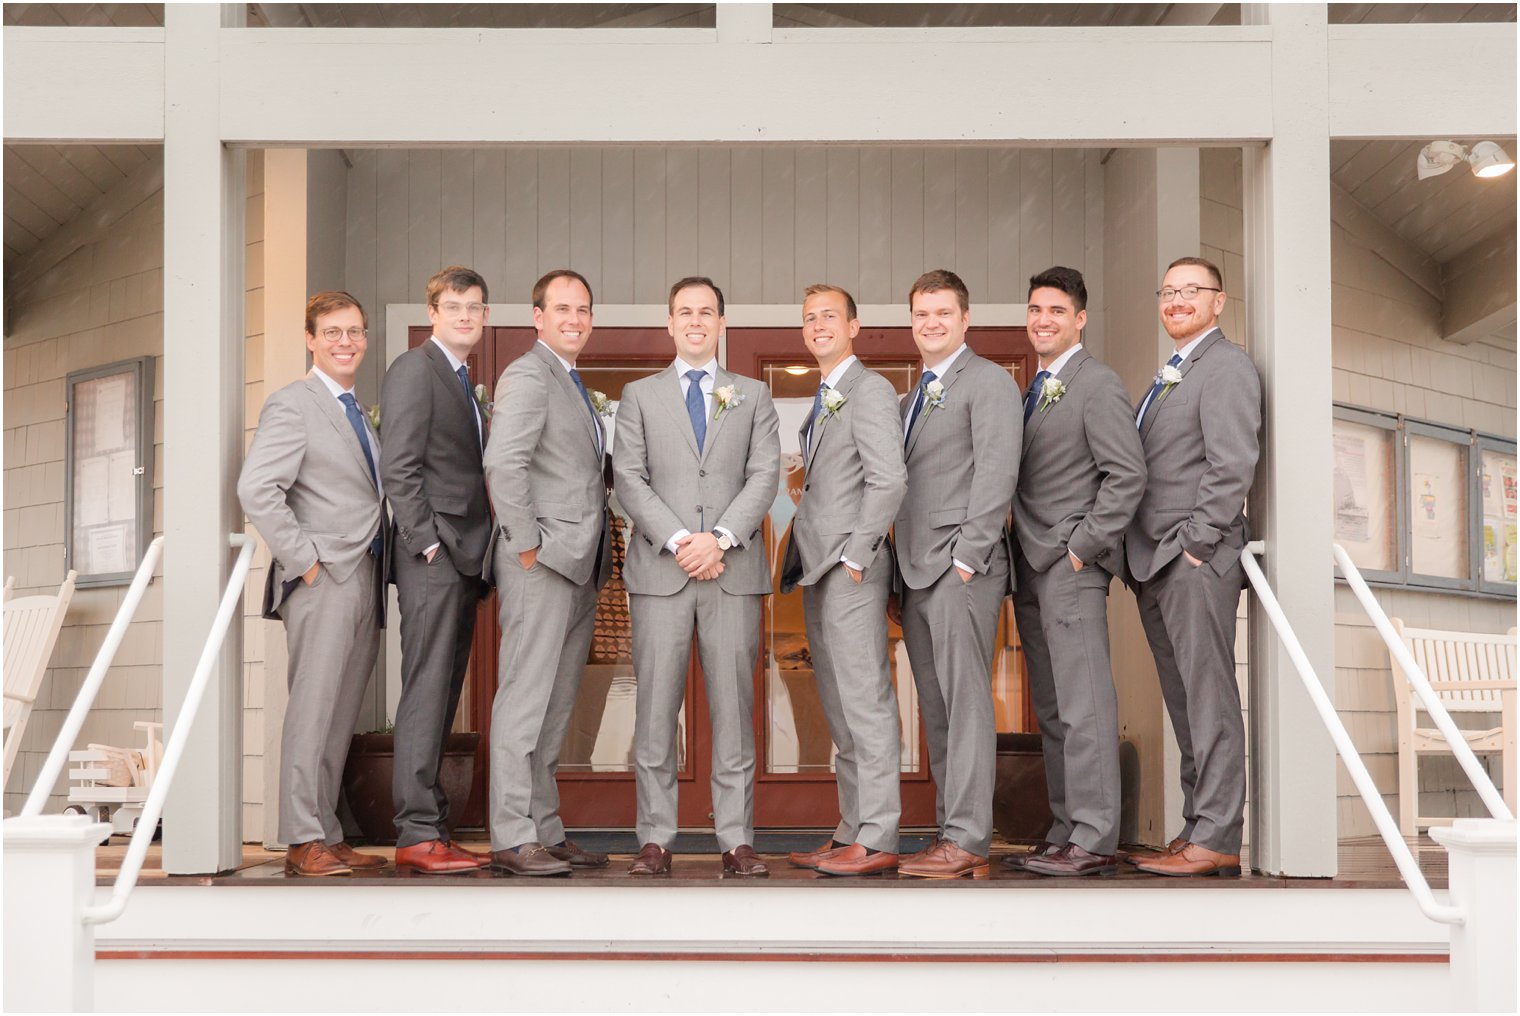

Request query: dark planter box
[{"left": 342, "top": 731, "right": 480, "bottom": 846}]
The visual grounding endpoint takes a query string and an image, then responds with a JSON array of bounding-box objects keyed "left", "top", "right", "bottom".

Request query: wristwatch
[{"left": 713, "top": 530, "right": 734, "bottom": 551}]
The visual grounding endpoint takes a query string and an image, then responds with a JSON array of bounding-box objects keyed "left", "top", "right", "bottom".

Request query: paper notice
[
  {"left": 107, "top": 450, "right": 136, "bottom": 522},
  {"left": 86, "top": 523, "right": 130, "bottom": 574},
  {"left": 1333, "top": 434, "right": 1370, "bottom": 543},
  {"left": 92, "top": 375, "right": 129, "bottom": 449},
  {"left": 76, "top": 455, "right": 110, "bottom": 526}
]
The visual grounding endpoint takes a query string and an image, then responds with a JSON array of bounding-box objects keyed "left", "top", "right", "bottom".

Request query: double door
[{"left": 413, "top": 324, "right": 1035, "bottom": 831}]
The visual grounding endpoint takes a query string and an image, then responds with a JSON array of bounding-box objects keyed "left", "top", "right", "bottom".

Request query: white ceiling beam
[
  {"left": 1441, "top": 229, "right": 1517, "bottom": 346},
  {"left": 2, "top": 27, "right": 165, "bottom": 142}
]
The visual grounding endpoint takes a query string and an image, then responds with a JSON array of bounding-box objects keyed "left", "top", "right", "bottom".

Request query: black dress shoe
[
  {"left": 1000, "top": 841, "right": 1061, "bottom": 871},
  {"left": 490, "top": 842, "right": 572, "bottom": 877},
  {"left": 1023, "top": 842, "right": 1119, "bottom": 877},
  {"left": 547, "top": 839, "right": 610, "bottom": 868},
  {"left": 721, "top": 844, "right": 770, "bottom": 877},
  {"left": 628, "top": 842, "right": 673, "bottom": 875}
]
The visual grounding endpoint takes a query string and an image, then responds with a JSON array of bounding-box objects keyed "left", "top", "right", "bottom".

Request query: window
[
  {"left": 65, "top": 358, "right": 155, "bottom": 587},
  {"left": 1332, "top": 405, "right": 1516, "bottom": 597}
]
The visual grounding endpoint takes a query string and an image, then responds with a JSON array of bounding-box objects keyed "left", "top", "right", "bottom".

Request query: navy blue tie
[
  {"left": 904, "top": 370, "right": 937, "bottom": 447},
  {"left": 456, "top": 364, "right": 480, "bottom": 448},
  {"left": 568, "top": 367, "right": 604, "bottom": 456},
  {"left": 1024, "top": 369, "right": 1050, "bottom": 423},
  {"left": 685, "top": 369, "right": 708, "bottom": 452},
  {"left": 1138, "top": 353, "right": 1184, "bottom": 427},
  {"left": 806, "top": 382, "right": 827, "bottom": 456},
  {"left": 338, "top": 392, "right": 384, "bottom": 559}
]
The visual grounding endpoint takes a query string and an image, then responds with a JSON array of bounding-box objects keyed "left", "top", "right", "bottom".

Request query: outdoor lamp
[{"left": 1416, "top": 140, "right": 1515, "bottom": 180}]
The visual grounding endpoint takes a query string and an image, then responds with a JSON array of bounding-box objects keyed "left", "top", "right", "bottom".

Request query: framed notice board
[{"left": 64, "top": 357, "right": 155, "bottom": 587}]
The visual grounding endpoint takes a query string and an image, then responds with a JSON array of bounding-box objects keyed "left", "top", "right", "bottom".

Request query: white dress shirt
[
  {"left": 1037, "top": 341, "right": 1083, "bottom": 377},
  {"left": 666, "top": 356, "right": 738, "bottom": 554},
  {"left": 1135, "top": 326, "right": 1218, "bottom": 425}
]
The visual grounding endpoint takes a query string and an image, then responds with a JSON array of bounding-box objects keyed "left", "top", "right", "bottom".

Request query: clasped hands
[{"left": 674, "top": 531, "right": 726, "bottom": 581}]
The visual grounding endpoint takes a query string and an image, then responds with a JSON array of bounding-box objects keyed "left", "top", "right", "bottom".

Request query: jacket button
[
  {"left": 699, "top": 469, "right": 706, "bottom": 477},
  {"left": 803, "top": 483, "right": 810, "bottom": 491}
]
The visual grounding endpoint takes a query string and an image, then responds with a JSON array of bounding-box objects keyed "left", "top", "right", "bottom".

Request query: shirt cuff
[
  {"left": 953, "top": 557, "right": 974, "bottom": 575},
  {"left": 1068, "top": 548, "right": 1083, "bottom": 565},
  {"left": 840, "top": 554, "right": 862, "bottom": 571},
  {"left": 423, "top": 542, "right": 440, "bottom": 559},
  {"left": 665, "top": 529, "right": 692, "bottom": 555},
  {"left": 715, "top": 526, "right": 738, "bottom": 549}
]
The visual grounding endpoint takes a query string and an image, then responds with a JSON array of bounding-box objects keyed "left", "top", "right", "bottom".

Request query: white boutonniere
[
  {"left": 819, "top": 387, "right": 847, "bottom": 420},
  {"left": 922, "top": 378, "right": 946, "bottom": 415},
  {"left": 588, "top": 390, "right": 614, "bottom": 417},
  {"left": 1155, "top": 363, "right": 1184, "bottom": 399},
  {"left": 366, "top": 403, "right": 381, "bottom": 431},
  {"left": 473, "top": 383, "right": 493, "bottom": 422},
  {"left": 713, "top": 384, "right": 744, "bottom": 419},
  {"left": 1037, "top": 376, "right": 1067, "bottom": 414}
]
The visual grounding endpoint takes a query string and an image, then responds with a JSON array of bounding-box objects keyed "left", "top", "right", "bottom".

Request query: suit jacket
[
  {"left": 612, "top": 364, "right": 781, "bottom": 597},
  {"left": 780, "top": 360, "right": 906, "bottom": 592},
  {"left": 378, "top": 339, "right": 493, "bottom": 580},
  {"left": 892, "top": 349, "right": 1021, "bottom": 591},
  {"left": 483, "top": 341, "right": 613, "bottom": 589},
  {"left": 1014, "top": 348, "right": 1146, "bottom": 576},
  {"left": 238, "top": 371, "right": 388, "bottom": 621},
  {"left": 1125, "top": 329, "right": 1262, "bottom": 584}
]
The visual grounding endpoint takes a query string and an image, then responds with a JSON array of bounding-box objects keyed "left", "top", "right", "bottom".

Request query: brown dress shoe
[
  {"left": 285, "top": 841, "right": 352, "bottom": 877},
  {"left": 721, "top": 844, "right": 770, "bottom": 877},
  {"left": 900, "top": 838, "right": 942, "bottom": 866},
  {"left": 1123, "top": 836, "right": 1187, "bottom": 866},
  {"left": 898, "top": 840, "right": 989, "bottom": 879},
  {"left": 445, "top": 840, "right": 491, "bottom": 863},
  {"left": 397, "top": 839, "right": 488, "bottom": 874},
  {"left": 546, "top": 839, "right": 610, "bottom": 868},
  {"left": 328, "top": 841, "right": 387, "bottom": 869},
  {"left": 1135, "top": 842, "right": 1241, "bottom": 877},
  {"left": 787, "top": 839, "right": 846, "bottom": 869},
  {"left": 490, "top": 842, "right": 572, "bottom": 877},
  {"left": 815, "top": 843, "right": 898, "bottom": 877},
  {"left": 1000, "top": 841, "right": 1061, "bottom": 871},
  {"left": 1023, "top": 843, "right": 1119, "bottom": 877},
  {"left": 628, "top": 842, "right": 673, "bottom": 875}
]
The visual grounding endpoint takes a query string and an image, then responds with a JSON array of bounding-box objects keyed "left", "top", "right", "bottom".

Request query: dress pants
[
  {"left": 900, "top": 555, "right": 1009, "bottom": 857},
  {"left": 488, "top": 557, "right": 599, "bottom": 851},
  {"left": 1013, "top": 547, "right": 1122, "bottom": 855},
  {"left": 279, "top": 556, "right": 379, "bottom": 846},
  {"left": 631, "top": 580, "right": 762, "bottom": 853},
  {"left": 803, "top": 561, "right": 901, "bottom": 852},
  {"left": 1136, "top": 552, "right": 1247, "bottom": 854},
  {"left": 391, "top": 545, "right": 479, "bottom": 848}
]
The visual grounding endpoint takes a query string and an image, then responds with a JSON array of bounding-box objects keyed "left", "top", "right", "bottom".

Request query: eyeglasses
[
  {"left": 436, "top": 301, "right": 486, "bottom": 318},
  {"left": 318, "top": 327, "right": 368, "bottom": 342},
  {"left": 1157, "top": 286, "right": 1221, "bottom": 302}
]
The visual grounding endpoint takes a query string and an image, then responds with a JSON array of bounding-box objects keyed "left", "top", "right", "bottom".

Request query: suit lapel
[
  {"left": 905, "top": 347, "right": 971, "bottom": 460},
  {"left": 305, "top": 373, "right": 373, "bottom": 484},
  {"left": 1023, "top": 349, "right": 1089, "bottom": 451},
  {"left": 534, "top": 342, "right": 602, "bottom": 460},
  {"left": 700, "top": 366, "right": 738, "bottom": 465},
  {"left": 1140, "top": 329, "right": 1222, "bottom": 441},
  {"left": 805, "top": 358, "right": 862, "bottom": 471},
  {"left": 656, "top": 365, "right": 702, "bottom": 459},
  {"left": 424, "top": 339, "right": 479, "bottom": 441}
]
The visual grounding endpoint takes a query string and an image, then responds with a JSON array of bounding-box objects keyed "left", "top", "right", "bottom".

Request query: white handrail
[
  {"left": 82, "top": 533, "right": 256, "bottom": 926},
  {"left": 1332, "top": 543, "right": 1512, "bottom": 821},
  {"left": 21, "top": 536, "right": 165, "bottom": 817},
  {"left": 1240, "top": 541, "right": 1464, "bottom": 925}
]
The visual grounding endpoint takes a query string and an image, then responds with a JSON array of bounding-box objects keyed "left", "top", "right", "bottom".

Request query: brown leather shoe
[
  {"left": 815, "top": 843, "right": 898, "bottom": 877},
  {"left": 285, "top": 841, "right": 352, "bottom": 877},
  {"left": 721, "top": 844, "right": 770, "bottom": 877},
  {"left": 397, "top": 839, "right": 488, "bottom": 874},
  {"left": 546, "top": 839, "right": 610, "bottom": 868},
  {"left": 1000, "top": 841, "right": 1061, "bottom": 871},
  {"left": 1135, "top": 842, "right": 1241, "bottom": 877},
  {"left": 787, "top": 839, "right": 846, "bottom": 869},
  {"left": 900, "top": 838, "right": 942, "bottom": 866},
  {"left": 490, "top": 842, "right": 572, "bottom": 877},
  {"left": 1122, "top": 836, "right": 1187, "bottom": 866},
  {"left": 628, "top": 842, "right": 673, "bottom": 875},
  {"left": 1024, "top": 842, "right": 1119, "bottom": 877},
  {"left": 328, "top": 841, "right": 387, "bottom": 869},
  {"left": 898, "top": 840, "right": 988, "bottom": 879},
  {"left": 445, "top": 840, "right": 491, "bottom": 863}
]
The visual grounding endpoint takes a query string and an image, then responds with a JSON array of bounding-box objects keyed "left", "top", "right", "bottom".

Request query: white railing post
[
  {"left": 1, "top": 814, "right": 110, "bottom": 1012},
  {"left": 1430, "top": 819, "right": 1518, "bottom": 1013}
]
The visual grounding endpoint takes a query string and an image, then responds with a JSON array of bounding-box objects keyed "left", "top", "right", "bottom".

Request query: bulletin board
[{"left": 65, "top": 357, "right": 155, "bottom": 586}]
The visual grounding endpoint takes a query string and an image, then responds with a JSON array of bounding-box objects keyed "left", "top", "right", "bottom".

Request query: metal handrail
[
  {"left": 21, "top": 536, "right": 165, "bottom": 817},
  {"left": 1332, "top": 543, "right": 1512, "bottom": 821},
  {"left": 82, "top": 534, "right": 255, "bottom": 926},
  {"left": 1239, "top": 541, "right": 1464, "bottom": 925}
]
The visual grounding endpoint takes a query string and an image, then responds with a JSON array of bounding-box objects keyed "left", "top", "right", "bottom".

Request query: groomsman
[
  {"left": 614, "top": 276, "right": 781, "bottom": 877},
  {"left": 1127, "top": 257, "right": 1261, "bottom": 878},
  {"left": 482, "top": 269, "right": 613, "bottom": 876},
  {"left": 381, "top": 266, "right": 494, "bottom": 873},
  {"left": 239, "top": 291, "right": 388, "bottom": 876},
  {"left": 892, "top": 269, "right": 1020, "bottom": 879},
  {"left": 1006, "top": 267, "right": 1146, "bottom": 877},
  {"left": 780, "top": 284, "right": 907, "bottom": 877}
]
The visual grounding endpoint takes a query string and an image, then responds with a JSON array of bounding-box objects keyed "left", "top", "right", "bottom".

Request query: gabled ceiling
[{"left": 3, "top": 145, "right": 160, "bottom": 263}]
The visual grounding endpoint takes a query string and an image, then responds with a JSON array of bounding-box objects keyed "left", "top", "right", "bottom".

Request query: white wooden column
[
  {"left": 162, "top": 3, "right": 247, "bottom": 874},
  {"left": 1241, "top": 2, "right": 1337, "bottom": 877}
]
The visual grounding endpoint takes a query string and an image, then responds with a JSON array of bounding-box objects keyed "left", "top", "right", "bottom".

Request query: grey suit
[
  {"left": 780, "top": 360, "right": 907, "bottom": 852},
  {"left": 238, "top": 371, "right": 387, "bottom": 847},
  {"left": 892, "top": 348, "right": 1020, "bottom": 856},
  {"left": 1125, "top": 328, "right": 1262, "bottom": 855},
  {"left": 1012, "top": 348, "right": 1146, "bottom": 856},
  {"left": 613, "top": 364, "right": 780, "bottom": 851},
  {"left": 380, "top": 338, "right": 494, "bottom": 848},
  {"left": 482, "top": 341, "right": 613, "bottom": 850}
]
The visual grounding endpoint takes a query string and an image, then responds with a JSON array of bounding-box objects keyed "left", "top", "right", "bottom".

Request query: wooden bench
[{"left": 1388, "top": 619, "right": 1516, "bottom": 837}]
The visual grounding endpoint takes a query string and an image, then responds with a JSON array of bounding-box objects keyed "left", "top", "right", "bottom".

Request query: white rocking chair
[{"left": 3, "top": 571, "right": 77, "bottom": 788}]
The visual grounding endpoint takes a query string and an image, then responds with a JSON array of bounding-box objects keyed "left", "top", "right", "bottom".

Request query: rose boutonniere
[
  {"left": 713, "top": 384, "right": 745, "bottom": 419},
  {"left": 473, "top": 383, "right": 493, "bottom": 423},
  {"left": 1037, "top": 376, "right": 1067, "bottom": 414},
  {"left": 1155, "top": 363, "right": 1184, "bottom": 400},
  {"left": 367, "top": 403, "right": 381, "bottom": 431},
  {"left": 588, "top": 390, "right": 615, "bottom": 417},
  {"left": 819, "top": 387, "right": 847, "bottom": 421},
  {"left": 922, "top": 378, "right": 946, "bottom": 415}
]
